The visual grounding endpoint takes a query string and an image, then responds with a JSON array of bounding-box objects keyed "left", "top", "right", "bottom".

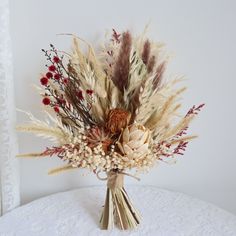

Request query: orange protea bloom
[
  {"left": 106, "top": 108, "right": 131, "bottom": 133},
  {"left": 87, "top": 126, "right": 112, "bottom": 153}
]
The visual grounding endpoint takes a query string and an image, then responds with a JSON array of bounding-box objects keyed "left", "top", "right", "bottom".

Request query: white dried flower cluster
[
  {"left": 119, "top": 151, "right": 155, "bottom": 172},
  {"left": 66, "top": 146, "right": 126, "bottom": 172},
  {"left": 59, "top": 123, "right": 156, "bottom": 172},
  {"left": 62, "top": 142, "right": 155, "bottom": 172}
]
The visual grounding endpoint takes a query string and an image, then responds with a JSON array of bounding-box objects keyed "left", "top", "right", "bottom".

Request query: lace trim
[{"left": 0, "top": 0, "right": 20, "bottom": 215}]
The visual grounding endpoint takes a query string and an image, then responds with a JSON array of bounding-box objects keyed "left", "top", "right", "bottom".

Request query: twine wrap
[{"left": 107, "top": 171, "right": 124, "bottom": 189}]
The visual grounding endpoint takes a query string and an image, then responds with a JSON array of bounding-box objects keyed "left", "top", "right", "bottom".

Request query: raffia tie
[{"left": 96, "top": 170, "right": 140, "bottom": 189}]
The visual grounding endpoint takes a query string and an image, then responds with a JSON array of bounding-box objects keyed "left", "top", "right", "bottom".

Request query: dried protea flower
[
  {"left": 106, "top": 108, "right": 131, "bottom": 133},
  {"left": 87, "top": 126, "right": 112, "bottom": 152},
  {"left": 117, "top": 124, "right": 150, "bottom": 159}
]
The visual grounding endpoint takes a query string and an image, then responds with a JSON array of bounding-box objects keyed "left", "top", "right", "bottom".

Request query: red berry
[
  {"left": 53, "top": 56, "right": 60, "bottom": 63},
  {"left": 46, "top": 72, "right": 53, "bottom": 78},
  {"left": 63, "top": 78, "right": 69, "bottom": 84},
  {"left": 40, "top": 77, "right": 48, "bottom": 86},
  {"left": 54, "top": 106, "right": 60, "bottom": 113},
  {"left": 76, "top": 90, "right": 84, "bottom": 100},
  {"left": 57, "top": 98, "right": 66, "bottom": 105},
  {"left": 86, "top": 89, "right": 93, "bottom": 95},
  {"left": 48, "top": 65, "right": 56, "bottom": 72},
  {"left": 54, "top": 73, "right": 61, "bottom": 80},
  {"left": 42, "top": 97, "right": 50, "bottom": 105}
]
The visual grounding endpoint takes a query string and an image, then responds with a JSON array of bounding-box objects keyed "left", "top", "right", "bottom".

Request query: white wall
[{"left": 9, "top": 0, "right": 236, "bottom": 214}]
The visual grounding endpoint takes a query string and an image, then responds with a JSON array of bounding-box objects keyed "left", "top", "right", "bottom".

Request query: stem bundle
[{"left": 100, "top": 170, "right": 141, "bottom": 230}]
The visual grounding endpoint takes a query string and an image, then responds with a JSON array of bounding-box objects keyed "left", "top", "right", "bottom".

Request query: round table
[{"left": 0, "top": 186, "right": 236, "bottom": 236}]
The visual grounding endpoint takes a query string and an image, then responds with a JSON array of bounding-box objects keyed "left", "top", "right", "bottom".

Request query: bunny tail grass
[
  {"left": 48, "top": 165, "right": 76, "bottom": 175},
  {"left": 16, "top": 152, "right": 46, "bottom": 158}
]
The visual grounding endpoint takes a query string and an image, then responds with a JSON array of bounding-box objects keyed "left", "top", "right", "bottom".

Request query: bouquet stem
[{"left": 100, "top": 170, "right": 141, "bottom": 230}]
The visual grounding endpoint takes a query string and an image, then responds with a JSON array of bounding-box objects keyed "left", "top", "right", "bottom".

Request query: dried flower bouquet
[{"left": 17, "top": 29, "right": 204, "bottom": 230}]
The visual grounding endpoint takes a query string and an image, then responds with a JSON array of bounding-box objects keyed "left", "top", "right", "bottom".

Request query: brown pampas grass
[
  {"left": 147, "top": 55, "right": 156, "bottom": 73},
  {"left": 142, "top": 40, "right": 151, "bottom": 65},
  {"left": 112, "top": 31, "right": 132, "bottom": 91},
  {"left": 153, "top": 62, "right": 166, "bottom": 89}
]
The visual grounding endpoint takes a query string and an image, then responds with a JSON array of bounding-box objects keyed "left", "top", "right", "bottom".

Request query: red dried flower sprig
[
  {"left": 41, "top": 46, "right": 66, "bottom": 88},
  {"left": 185, "top": 104, "right": 205, "bottom": 117},
  {"left": 155, "top": 140, "right": 189, "bottom": 159},
  {"left": 155, "top": 103, "right": 205, "bottom": 160},
  {"left": 111, "top": 29, "right": 121, "bottom": 43},
  {"left": 41, "top": 145, "right": 75, "bottom": 160},
  {"left": 40, "top": 44, "right": 95, "bottom": 127},
  {"left": 173, "top": 141, "right": 188, "bottom": 155},
  {"left": 175, "top": 103, "right": 205, "bottom": 138},
  {"left": 42, "top": 146, "right": 66, "bottom": 157}
]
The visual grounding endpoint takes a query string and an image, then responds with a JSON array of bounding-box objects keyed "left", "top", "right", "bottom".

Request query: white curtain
[{"left": 0, "top": 0, "right": 20, "bottom": 215}]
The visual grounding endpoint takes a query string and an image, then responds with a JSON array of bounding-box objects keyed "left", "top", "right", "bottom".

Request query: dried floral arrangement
[{"left": 17, "top": 28, "right": 204, "bottom": 230}]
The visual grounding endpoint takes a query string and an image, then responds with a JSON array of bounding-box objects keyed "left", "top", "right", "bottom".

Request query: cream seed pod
[{"left": 117, "top": 124, "right": 151, "bottom": 160}]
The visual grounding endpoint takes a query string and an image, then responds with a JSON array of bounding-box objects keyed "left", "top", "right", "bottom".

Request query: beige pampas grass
[
  {"left": 162, "top": 115, "right": 195, "bottom": 141},
  {"left": 17, "top": 110, "right": 75, "bottom": 145},
  {"left": 145, "top": 87, "right": 186, "bottom": 131}
]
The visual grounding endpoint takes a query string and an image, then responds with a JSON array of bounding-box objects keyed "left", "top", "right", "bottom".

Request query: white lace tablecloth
[{"left": 0, "top": 186, "right": 236, "bottom": 236}]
